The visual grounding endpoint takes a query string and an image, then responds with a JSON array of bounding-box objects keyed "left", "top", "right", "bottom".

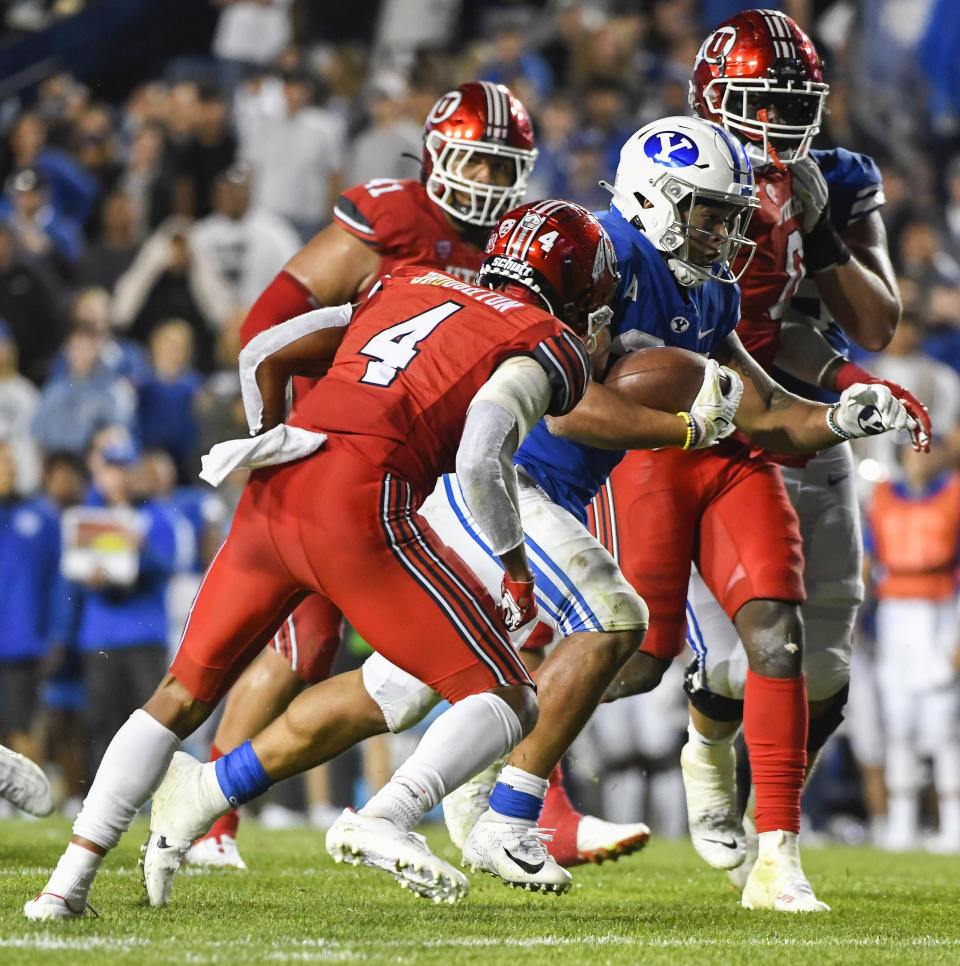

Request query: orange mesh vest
[{"left": 867, "top": 474, "right": 960, "bottom": 600}]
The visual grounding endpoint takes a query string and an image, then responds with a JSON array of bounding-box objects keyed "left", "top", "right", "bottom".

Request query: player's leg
[
  {"left": 25, "top": 482, "right": 304, "bottom": 920},
  {"left": 145, "top": 461, "right": 540, "bottom": 902},
  {"left": 411, "top": 474, "right": 650, "bottom": 867},
  {"left": 456, "top": 471, "right": 649, "bottom": 885},
  {"left": 692, "top": 456, "right": 827, "bottom": 912},
  {"left": 188, "top": 595, "right": 343, "bottom": 869},
  {"left": 925, "top": 599, "right": 960, "bottom": 852},
  {"left": 875, "top": 598, "right": 920, "bottom": 850}
]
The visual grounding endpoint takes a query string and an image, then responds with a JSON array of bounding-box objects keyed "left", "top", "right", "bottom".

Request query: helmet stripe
[
  {"left": 761, "top": 10, "right": 798, "bottom": 61},
  {"left": 480, "top": 80, "right": 509, "bottom": 141}
]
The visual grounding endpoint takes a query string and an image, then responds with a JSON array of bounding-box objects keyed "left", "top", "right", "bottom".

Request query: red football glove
[
  {"left": 499, "top": 575, "right": 537, "bottom": 632},
  {"left": 834, "top": 361, "right": 932, "bottom": 453}
]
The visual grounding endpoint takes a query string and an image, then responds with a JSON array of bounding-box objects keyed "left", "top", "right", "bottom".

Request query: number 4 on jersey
[{"left": 359, "top": 301, "right": 463, "bottom": 386}]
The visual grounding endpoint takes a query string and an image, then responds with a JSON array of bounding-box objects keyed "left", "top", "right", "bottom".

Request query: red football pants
[
  {"left": 171, "top": 438, "right": 532, "bottom": 706},
  {"left": 589, "top": 438, "right": 805, "bottom": 660}
]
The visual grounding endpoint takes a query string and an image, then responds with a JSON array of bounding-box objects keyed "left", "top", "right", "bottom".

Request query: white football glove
[
  {"left": 789, "top": 155, "right": 830, "bottom": 234},
  {"left": 685, "top": 360, "right": 743, "bottom": 449},
  {"left": 827, "top": 383, "right": 918, "bottom": 440}
]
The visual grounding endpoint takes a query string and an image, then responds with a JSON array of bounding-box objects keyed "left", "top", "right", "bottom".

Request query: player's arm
[
  {"left": 791, "top": 158, "right": 900, "bottom": 352},
  {"left": 774, "top": 319, "right": 931, "bottom": 451},
  {"left": 238, "top": 304, "right": 353, "bottom": 434},
  {"left": 240, "top": 220, "right": 382, "bottom": 347},
  {"left": 716, "top": 331, "right": 914, "bottom": 452},
  {"left": 546, "top": 362, "right": 741, "bottom": 451},
  {"left": 456, "top": 356, "right": 553, "bottom": 630}
]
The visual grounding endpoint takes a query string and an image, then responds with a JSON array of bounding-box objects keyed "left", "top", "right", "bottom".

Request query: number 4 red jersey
[
  {"left": 291, "top": 267, "right": 590, "bottom": 492},
  {"left": 333, "top": 179, "right": 483, "bottom": 284}
]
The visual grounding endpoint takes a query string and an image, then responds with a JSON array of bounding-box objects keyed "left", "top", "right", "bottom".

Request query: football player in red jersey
[
  {"left": 190, "top": 80, "right": 646, "bottom": 872},
  {"left": 588, "top": 10, "right": 930, "bottom": 911},
  {"left": 25, "top": 200, "right": 644, "bottom": 918}
]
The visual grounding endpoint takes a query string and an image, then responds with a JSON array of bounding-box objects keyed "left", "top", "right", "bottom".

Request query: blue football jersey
[
  {"left": 776, "top": 147, "right": 885, "bottom": 402},
  {"left": 514, "top": 208, "right": 741, "bottom": 522}
]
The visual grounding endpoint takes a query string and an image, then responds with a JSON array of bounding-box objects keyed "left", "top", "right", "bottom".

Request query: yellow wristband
[{"left": 678, "top": 411, "right": 695, "bottom": 450}]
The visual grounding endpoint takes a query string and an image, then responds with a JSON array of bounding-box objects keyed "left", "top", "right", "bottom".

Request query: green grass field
[{"left": 2, "top": 818, "right": 959, "bottom": 965}]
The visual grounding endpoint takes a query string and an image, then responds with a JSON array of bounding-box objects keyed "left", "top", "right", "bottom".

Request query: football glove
[
  {"left": 683, "top": 360, "right": 743, "bottom": 449},
  {"left": 826, "top": 383, "right": 917, "bottom": 440},
  {"left": 790, "top": 156, "right": 830, "bottom": 235},
  {"left": 790, "top": 156, "right": 851, "bottom": 271},
  {"left": 499, "top": 575, "right": 537, "bottom": 632},
  {"left": 834, "top": 360, "right": 932, "bottom": 452}
]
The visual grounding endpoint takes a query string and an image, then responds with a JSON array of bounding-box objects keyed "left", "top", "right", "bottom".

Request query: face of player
[
  {"left": 684, "top": 202, "right": 737, "bottom": 265},
  {"left": 744, "top": 91, "right": 820, "bottom": 149},
  {"left": 457, "top": 149, "right": 516, "bottom": 188}
]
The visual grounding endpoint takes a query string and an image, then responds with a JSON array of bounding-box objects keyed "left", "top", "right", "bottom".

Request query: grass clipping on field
[{"left": 2, "top": 818, "right": 960, "bottom": 965}]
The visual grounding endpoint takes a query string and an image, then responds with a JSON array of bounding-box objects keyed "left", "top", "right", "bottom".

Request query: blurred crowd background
[{"left": 2, "top": 0, "right": 960, "bottom": 852}]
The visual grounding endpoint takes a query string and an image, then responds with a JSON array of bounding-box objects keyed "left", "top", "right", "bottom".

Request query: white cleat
[
  {"left": 0, "top": 745, "right": 53, "bottom": 817},
  {"left": 461, "top": 813, "right": 572, "bottom": 894},
  {"left": 741, "top": 830, "right": 829, "bottom": 912},
  {"left": 727, "top": 797, "right": 758, "bottom": 892},
  {"left": 23, "top": 892, "right": 97, "bottom": 920},
  {"left": 184, "top": 833, "right": 248, "bottom": 870},
  {"left": 141, "top": 751, "right": 223, "bottom": 906},
  {"left": 326, "top": 809, "right": 469, "bottom": 904},
  {"left": 574, "top": 815, "right": 650, "bottom": 865},
  {"left": 442, "top": 757, "right": 503, "bottom": 849},
  {"left": 681, "top": 739, "right": 746, "bottom": 870}
]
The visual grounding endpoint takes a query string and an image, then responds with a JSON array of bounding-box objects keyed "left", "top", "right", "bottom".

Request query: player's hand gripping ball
[{"left": 604, "top": 346, "right": 742, "bottom": 448}]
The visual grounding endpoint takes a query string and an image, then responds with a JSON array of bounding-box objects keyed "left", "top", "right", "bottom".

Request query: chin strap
[{"left": 666, "top": 257, "right": 708, "bottom": 288}]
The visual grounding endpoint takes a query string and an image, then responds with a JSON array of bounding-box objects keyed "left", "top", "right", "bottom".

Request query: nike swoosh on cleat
[
  {"left": 502, "top": 847, "right": 544, "bottom": 874},
  {"left": 827, "top": 473, "right": 848, "bottom": 486},
  {"left": 702, "top": 837, "right": 739, "bottom": 850}
]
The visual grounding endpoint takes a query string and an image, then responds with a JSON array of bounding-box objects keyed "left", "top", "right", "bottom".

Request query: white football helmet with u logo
[{"left": 602, "top": 115, "right": 759, "bottom": 288}]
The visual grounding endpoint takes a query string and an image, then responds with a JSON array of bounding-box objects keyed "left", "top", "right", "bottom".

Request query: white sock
[
  {"left": 938, "top": 796, "right": 960, "bottom": 844},
  {"left": 887, "top": 793, "right": 917, "bottom": 844},
  {"left": 198, "top": 761, "right": 232, "bottom": 822},
  {"left": 42, "top": 842, "right": 102, "bottom": 909},
  {"left": 361, "top": 692, "right": 522, "bottom": 832},
  {"left": 687, "top": 720, "right": 738, "bottom": 752},
  {"left": 497, "top": 764, "right": 549, "bottom": 799},
  {"left": 72, "top": 709, "right": 180, "bottom": 851}
]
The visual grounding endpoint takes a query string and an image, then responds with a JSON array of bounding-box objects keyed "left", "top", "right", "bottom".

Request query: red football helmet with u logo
[
  {"left": 690, "top": 8, "right": 828, "bottom": 167},
  {"left": 423, "top": 81, "right": 538, "bottom": 228},
  {"left": 478, "top": 199, "right": 618, "bottom": 345}
]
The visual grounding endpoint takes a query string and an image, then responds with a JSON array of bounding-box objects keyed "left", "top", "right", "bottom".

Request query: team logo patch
[
  {"left": 670, "top": 316, "right": 690, "bottom": 333},
  {"left": 643, "top": 132, "right": 700, "bottom": 168},
  {"left": 428, "top": 91, "right": 462, "bottom": 125},
  {"left": 435, "top": 239, "right": 452, "bottom": 259},
  {"left": 857, "top": 406, "right": 885, "bottom": 436},
  {"left": 497, "top": 218, "right": 516, "bottom": 238},
  {"left": 765, "top": 183, "right": 778, "bottom": 203},
  {"left": 699, "top": 26, "right": 737, "bottom": 64}
]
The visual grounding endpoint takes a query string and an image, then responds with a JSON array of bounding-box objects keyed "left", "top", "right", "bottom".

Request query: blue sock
[
  {"left": 489, "top": 781, "right": 543, "bottom": 822},
  {"left": 214, "top": 741, "right": 273, "bottom": 808}
]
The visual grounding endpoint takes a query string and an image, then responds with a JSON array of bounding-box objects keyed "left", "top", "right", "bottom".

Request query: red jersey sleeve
[
  {"left": 530, "top": 329, "right": 591, "bottom": 417},
  {"left": 332, "top": 179, "right": 418, "bottom": 249}
]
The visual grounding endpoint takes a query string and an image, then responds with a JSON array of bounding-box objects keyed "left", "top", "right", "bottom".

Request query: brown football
[{"left": 604, "top": 346, "right": 727, "bottom": 413}]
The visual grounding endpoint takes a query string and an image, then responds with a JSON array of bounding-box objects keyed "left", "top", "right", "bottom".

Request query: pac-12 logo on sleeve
[{"left": 643, "top": 132, "right": 700, "bottom": 168}]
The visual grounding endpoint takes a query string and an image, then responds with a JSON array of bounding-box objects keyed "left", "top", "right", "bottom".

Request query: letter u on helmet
[
  {"left": 690, "top": 8, "right": 828, "bottom": 167},
  {"left": 602, "top": 115, "right": 760, "bottom": 288},
  {"left": 422, "top": 81, "right": 538, "bottom": 228},
  {"left": 478, "top": 199, "right": 619, "bottom": 346}
]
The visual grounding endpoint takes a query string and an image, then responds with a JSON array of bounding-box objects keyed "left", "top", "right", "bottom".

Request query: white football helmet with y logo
[{"left": 602, "top": 115, "right": 759, "bottom": 287}]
